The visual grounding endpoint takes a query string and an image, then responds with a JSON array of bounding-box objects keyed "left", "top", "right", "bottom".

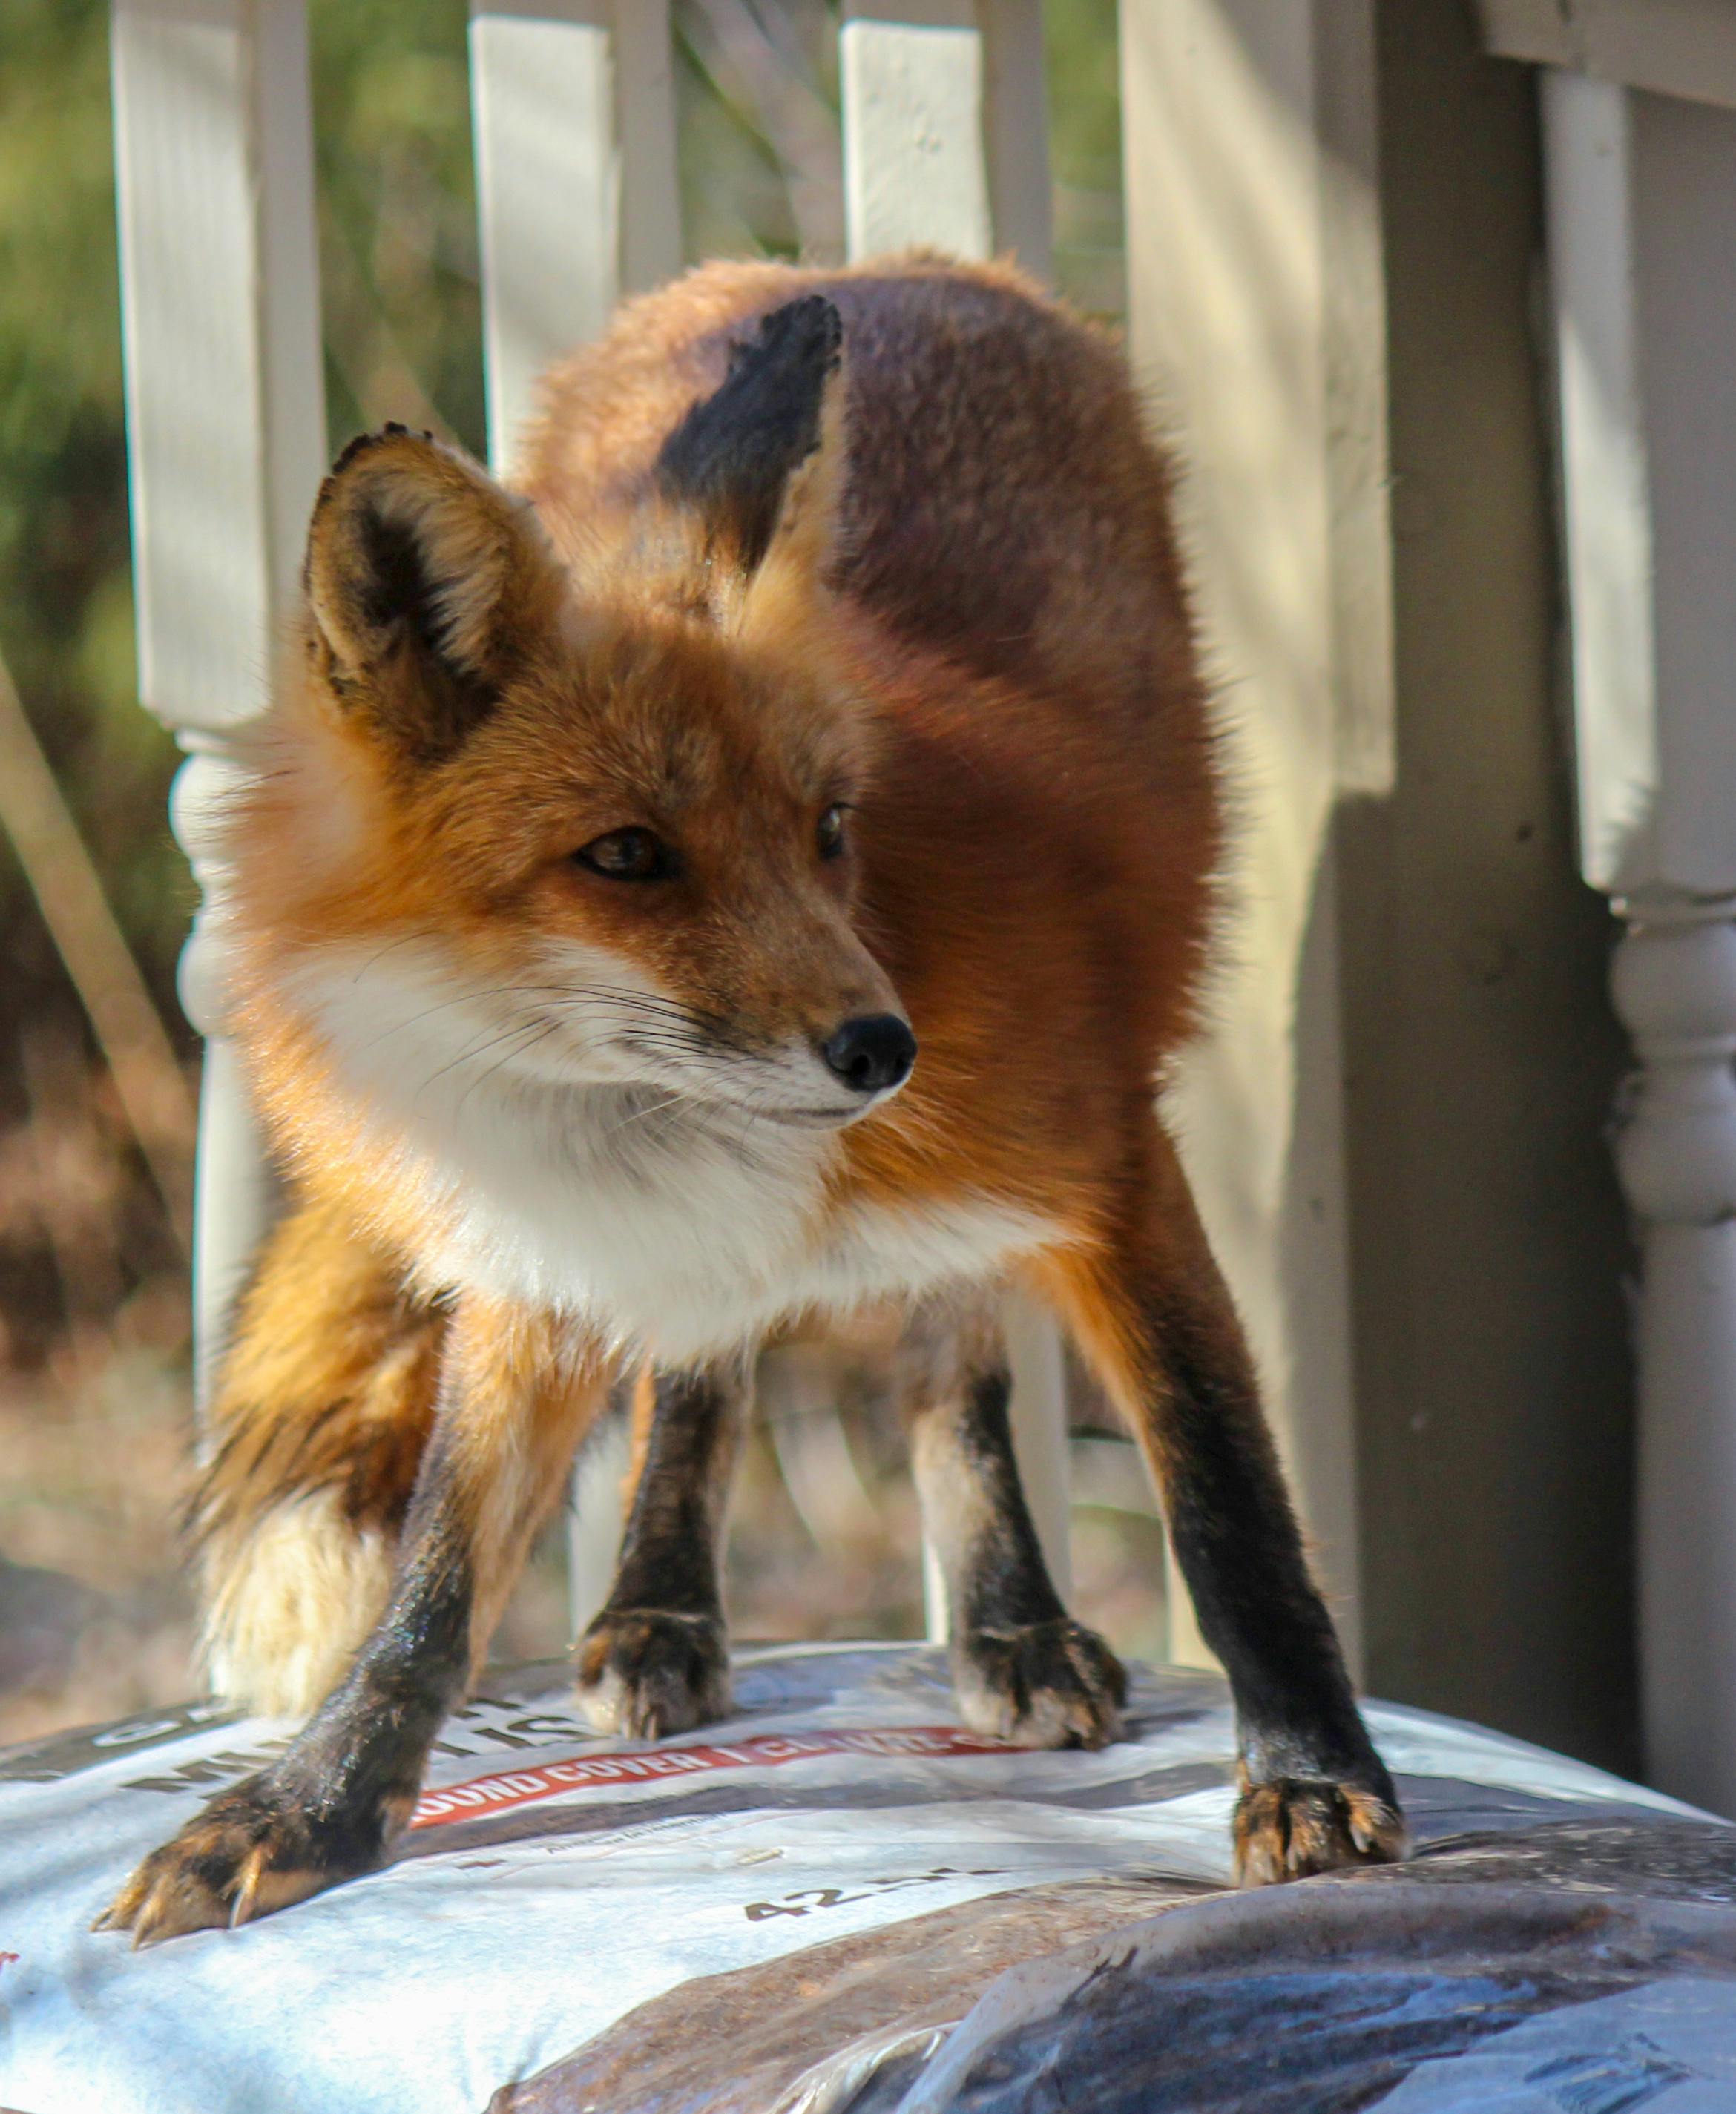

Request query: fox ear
[
  {"left": 654, "top": 295, "right": 846, "bottom": 628},
  {"left": 303, "top": 426, "right": 565, "bottom": 763}
]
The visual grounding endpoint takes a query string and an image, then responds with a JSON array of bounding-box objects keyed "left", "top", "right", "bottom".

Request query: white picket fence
[{"left": 107, "top": 0, "right": 1070, "bottom": 1639}]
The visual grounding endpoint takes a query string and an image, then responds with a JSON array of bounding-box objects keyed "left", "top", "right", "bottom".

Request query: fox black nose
[{"left": 821, "top": 1014, "right": 917, "bottom": 1096}]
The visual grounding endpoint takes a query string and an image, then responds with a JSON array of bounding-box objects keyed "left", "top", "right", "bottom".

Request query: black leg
[
  {"left": 100, "top": 1302, "right": 606, "bottom": 1942},
  {"left": 900, "top": 1299, "right": 1124, "bottom": 1749},
  {"left": 1051, "top": 1128, "right": 1406, "bottom": 1883},
  {"left": 575, "top": 1357, "right": 749, "bottom": 1738}
]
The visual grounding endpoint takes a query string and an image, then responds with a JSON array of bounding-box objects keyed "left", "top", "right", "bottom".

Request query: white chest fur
[{"left": 287, "top": 945, "right": 1054, "bottom": 1361}]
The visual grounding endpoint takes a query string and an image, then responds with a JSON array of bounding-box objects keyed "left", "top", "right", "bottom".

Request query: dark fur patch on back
[{"left": 656, "top": 295, "right": 842, "bottom": 573}]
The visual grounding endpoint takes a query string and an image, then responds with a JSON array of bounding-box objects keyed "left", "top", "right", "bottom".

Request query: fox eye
[
  {"left": 817, "top": 803, "right": 849, "bottom": 862},
  {"left": 575, "top": 827, "right": 674, "bottom": 881}
]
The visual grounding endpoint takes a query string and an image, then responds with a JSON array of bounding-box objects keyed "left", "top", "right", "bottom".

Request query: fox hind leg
[
  {"left": 901, "top": 1295, "right": 1125, "bottom": 1749},
  {"left": 575, "top": 1356, "right": 750, "bottom": 1739},
  {"left": 1045, "top": 1124, "right": 1406, "bottom": 1883}
]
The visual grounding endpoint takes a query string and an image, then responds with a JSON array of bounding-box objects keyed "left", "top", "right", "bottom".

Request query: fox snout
[{"left": 818, "top": 1013, "right": 916, "bottom": 1097}]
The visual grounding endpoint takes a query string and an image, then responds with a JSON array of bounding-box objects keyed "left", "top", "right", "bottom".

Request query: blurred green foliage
[
  {"left": 0, "top": 0, "right": 178, "bottom": 1035},
  {"left": 309, "top": 0, "right": 484, "bottom": 455},
  {"left": 0, "top": 0, "right": 1123, "bottom": 1061},
  {"left": 1047, "top": 0, "right": 1125, "bottom": 315}
]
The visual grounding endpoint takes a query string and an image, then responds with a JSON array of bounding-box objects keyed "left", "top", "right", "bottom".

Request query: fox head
[{"left": 251, "top": 297, "right": 915, "bottom": 1139}]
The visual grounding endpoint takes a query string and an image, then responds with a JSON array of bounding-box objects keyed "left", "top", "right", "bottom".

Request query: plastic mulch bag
[{"left": 0, "top": 1642, "right": 1728, "bottom": 2113}]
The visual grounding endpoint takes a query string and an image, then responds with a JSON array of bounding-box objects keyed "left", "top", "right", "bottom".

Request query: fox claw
[
  {"left": 952, "top": 1616, "right": 1127, "bottom": 1751},
  {"left": 98, "top": 1771, "right": 387, "bottom": 1945},
  {"left": 1234, "top": 1775, "right": 1408, "bottom": 1886},
  {"left": 576, "top": 1606, "right": 731, "bottom": 1739}
]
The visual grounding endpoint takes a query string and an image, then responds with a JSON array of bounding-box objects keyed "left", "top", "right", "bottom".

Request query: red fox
[{"left": 102, "top": 257, "right": 1403, "bottom": 1943}]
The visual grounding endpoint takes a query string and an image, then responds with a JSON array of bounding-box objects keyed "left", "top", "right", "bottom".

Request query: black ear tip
[
  {"left": 326, "top": 423, "right": 433, "bottom": 483},
  {"left": 328, "top": 431, "right": 382, "bottom": 481},
  {"left": 752, "top": 294, "right": 844, "bottom": 372}
]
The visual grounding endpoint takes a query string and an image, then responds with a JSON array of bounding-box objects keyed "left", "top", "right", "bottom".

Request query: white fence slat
[
  {"left": 1614, "top": 918, "right": 1736, "bottom": 1817},
  {"left": 470, "top": 0, "right": 679, "bottom": 472},
  {"left": 841, "top": 3, "right": 993, "bottom": 262},
  {"left": 1625, "top": 91, "right": 1736, "bottom": 897},
  {"left": 470, "top": 3, "right": 678, "bottom": 1628},
  {"left": 838, "top": 2, "right": 1069, "bottom": 1639},
  {"left": 112, "top": 0, "right": 324, "bottom": 732},
  {"left": 565, "top": 1406, "right": 634, "bottom": 1630},
  {"left": 470, "top": 1, "right": 617, "bottom": 470},
  {"left": 111, "top": 0, "right": 326, "bottom": 1403},
  {"left": 841, "top": 1, "right": 1050, "bottom": 274}
]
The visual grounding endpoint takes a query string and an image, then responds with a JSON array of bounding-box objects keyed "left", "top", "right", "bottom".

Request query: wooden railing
[
  {"left": 107, "top": 0, "right": 1069, "bottom": 1639},
  {"left": 1480, "top": 13, "right": 1736, "bottom": 1814}
]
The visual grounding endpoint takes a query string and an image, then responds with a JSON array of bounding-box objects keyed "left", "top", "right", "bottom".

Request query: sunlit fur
[
  {"left": 95, "top": 258, "right": 1407, "bottom": 1952},
  {"left": 200, "top": 256, "right": 1220, "bottom": 1711}
]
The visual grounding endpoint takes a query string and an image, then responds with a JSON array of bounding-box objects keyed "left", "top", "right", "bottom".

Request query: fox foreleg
[{"left": 100, "top": 1300, "right": 609, "bottom": 1943}]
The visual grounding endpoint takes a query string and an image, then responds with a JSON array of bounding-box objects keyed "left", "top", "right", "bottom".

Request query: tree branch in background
[
  {"left": 0, "top": 641, "right": 194, "bottom": 1258},
  {"left": 317, "top": 193, "right": 456, "bottom": 442},
  {"left": 685, "top": 0, "right": 844, "bottom": 260}
]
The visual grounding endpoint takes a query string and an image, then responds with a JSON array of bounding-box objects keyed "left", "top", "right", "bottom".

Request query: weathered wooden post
[
  {"left": 110, "top": 0, "right": 327, "bottom": 1407},
  {"left": 1538, "top": 65, "right": 1736, "bottom": 1813}
]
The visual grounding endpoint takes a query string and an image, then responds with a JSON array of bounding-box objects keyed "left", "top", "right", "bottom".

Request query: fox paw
[
  {"left": 576, "top": 1607, "right": 731, "bottom": 1739},
  {"left": 953, "top": 1616, "right": 1127, "bottom": 1750},
  {"left": 1233, "top": 1775, "right": 1408, "bottom": 1886},
  {"left": 95, "top": 1771, "right": 392, "bottom": 1946}
]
